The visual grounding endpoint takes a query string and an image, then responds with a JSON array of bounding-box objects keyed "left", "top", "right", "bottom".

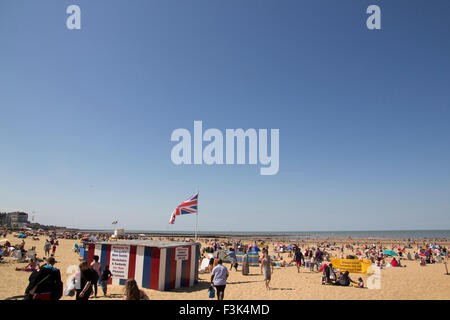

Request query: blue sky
[{"left": 0, "top": 0, "right": 449, "bottom": 231}]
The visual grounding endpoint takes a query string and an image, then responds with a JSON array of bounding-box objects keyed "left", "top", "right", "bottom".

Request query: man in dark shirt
[
  {"left": 25, "top": 257, "right": 63, "bottom": 300},
  {"left": 76, "top": 261, "right": 98, "bottom": 300},
  {"left": 293, "top": 248, "right": 304, "bottom": 273},
  {"left": 100, "top": 264, "right": 112, "bottom": 296}
]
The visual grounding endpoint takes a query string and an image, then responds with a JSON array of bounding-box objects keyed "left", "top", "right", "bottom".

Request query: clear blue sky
[{"left": 1, "top": 1, "right": 449, "bottom": 231}]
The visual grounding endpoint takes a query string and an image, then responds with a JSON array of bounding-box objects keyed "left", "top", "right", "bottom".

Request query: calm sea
[{"left": 79, "top": 229, "right": 450, "bottom": 240}]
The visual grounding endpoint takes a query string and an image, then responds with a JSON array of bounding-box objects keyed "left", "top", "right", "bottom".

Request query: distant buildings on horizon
[
  {"left": 0, "top": 211, "right": 29, "bottom": 228},
  {"left": 0, "top": 211, "right": 70, "bottom": 231}
]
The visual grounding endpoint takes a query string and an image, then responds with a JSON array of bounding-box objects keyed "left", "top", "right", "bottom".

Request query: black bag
[
  {"left": 25, "top": 268, "right": 63, "bottom": 300},
  {"left": 24, "top": 274, "right": 51, "bottom": 300}
]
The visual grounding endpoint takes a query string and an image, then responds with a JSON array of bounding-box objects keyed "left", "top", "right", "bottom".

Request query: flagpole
[{"left": 195, "top": 188, "right": 199, "bottom": 242}]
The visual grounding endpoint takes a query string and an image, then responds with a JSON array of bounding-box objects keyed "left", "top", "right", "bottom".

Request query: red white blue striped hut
[{"left": 87, "top": 240, "right": 200, "bottom": 291}]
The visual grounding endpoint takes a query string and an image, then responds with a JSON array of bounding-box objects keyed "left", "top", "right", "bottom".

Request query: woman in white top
[{"left": 90, "top": 255, "right": 101, "bottom": 298}]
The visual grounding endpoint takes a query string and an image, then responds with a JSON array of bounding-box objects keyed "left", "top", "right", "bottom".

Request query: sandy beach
[{"left": 1, "top": 236, "right": 449, "bottom": 300}]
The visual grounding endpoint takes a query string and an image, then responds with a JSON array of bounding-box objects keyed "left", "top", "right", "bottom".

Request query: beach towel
[{"left": 236, "top": 252, "right": 260, "bottom": 267}]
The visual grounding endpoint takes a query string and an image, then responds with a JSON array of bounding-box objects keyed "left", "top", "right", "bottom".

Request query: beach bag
[
  {"left": 25, "top": 274, "right": 51, "bottom": 300},
  {"left": 330, "top": 271, "right": 336, "bottom": 281},
  {"left": 64, "top": 275, "right": 76, "bottom": 296},
  {"left": 208, "top": 285, "right": 215, "bottom": 299}
]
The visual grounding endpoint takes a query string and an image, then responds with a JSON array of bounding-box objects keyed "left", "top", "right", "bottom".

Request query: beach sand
[{"left": 1, "top": 237, "right": 449, "bottom": 300}]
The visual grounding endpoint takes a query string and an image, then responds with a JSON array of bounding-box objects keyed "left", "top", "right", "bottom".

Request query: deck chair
[
  {"left": 12, "top": 250, "right": 27, "bottom": 263},
  {"left": 217, "top": 250, "right": 232, "bottom": 263},
  {"left": 198, "top": 258, "right": 210, "bottom": 273},
  {"left": 26, "top": 250, "right": 37, "bottom": 261}
]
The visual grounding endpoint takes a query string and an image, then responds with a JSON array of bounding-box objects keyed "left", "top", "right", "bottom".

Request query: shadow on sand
[
  {"left": 228, "top": 280, "right": 261, "bottom": 285},
  {"left": 169, "top": 280, "right": 212, "bottom": 293}
]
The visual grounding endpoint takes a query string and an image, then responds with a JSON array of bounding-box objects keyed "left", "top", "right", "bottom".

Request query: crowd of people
[
  {"left": 199, "top": 237, "right": 449, "bottom": 299},
  {"left": 2, "top": 228, "right": 449, "bottom": 301},
  {"left": 22, "top": 253, "right": 148, "bottom": 300}
]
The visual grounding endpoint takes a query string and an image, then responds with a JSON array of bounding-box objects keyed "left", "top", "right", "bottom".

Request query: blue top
[
  {"left": 42, "top": 265, "right": 58, "bottom": 272},
  {"left": 228, "top": 251, "right": 236, "bottom": 260}
]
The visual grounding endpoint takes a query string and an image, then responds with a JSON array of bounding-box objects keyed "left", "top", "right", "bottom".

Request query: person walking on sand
[
  {"left": 76, "top": 261, "right": 97, "bottom": 300},
  {"left": 292, "top": 247, "right": 304, "bottom": 273},
  {"left": 227, "top": 248, "right": 238, "bottom": 271},
  {"left": 242, "top": 249, "right": 250, "bottom": 275},
  {"left": 44, "top": 240, "right": 51, "bottom": 257},
  {"left": 314, "top": 247, "right": 323, "bottom": 272},
  {"left": 208, "top": 255, "right": 215, "bottom": 273},
  {"left": 309, "top": 250, "right": 315, "bottom": 272},
  {"left": 261, "top": 251, "right": 274, "bottom": 290},
  {"left": 211, "top": 259, "right": 229, "bottom": 300},
  {"left": 100, "top": 265, "right": 112, "bottom": 296},
  {"left": 90, "top": 255, "right": 101, "bottom": 298}
]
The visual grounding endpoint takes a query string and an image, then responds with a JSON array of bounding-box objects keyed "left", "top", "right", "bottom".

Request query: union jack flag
[{"left": 169, "top": 193, "right": 198, "bottom": 224}]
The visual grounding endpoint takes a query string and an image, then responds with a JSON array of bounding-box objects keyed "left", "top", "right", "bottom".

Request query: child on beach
[
  {"left": 309, "top": 256, "right": 315, "bottom": 272},
  {"left": 357, "top": 277, "right": 364, "bottom": 288}
]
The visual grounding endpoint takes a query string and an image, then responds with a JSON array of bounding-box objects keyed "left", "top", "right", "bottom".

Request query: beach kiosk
[
  {"left": 87, "top": 240, "right": 200, "bottom": 291},
  {"left": 110, "top": 228, "right": 125, "bottom": 240}
]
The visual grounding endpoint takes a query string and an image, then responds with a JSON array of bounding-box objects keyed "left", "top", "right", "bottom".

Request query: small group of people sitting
[
  {"left": 375, "top": 256, "right": 403, "bottom": 268},
  {"left": 390, "top": 257, "right": 402, "bottom": 267},
  {"left": 419, "top": 255, "right": 436, "bottom": 265},
  {"left": 16, "top": 258, "right": 40, "bottom": 272},
  {"left": 321, "top": 264, "right": 364, "bottom": 288},
  {"left": 375, "top": 257, "right": 386, "bottom": 267}
]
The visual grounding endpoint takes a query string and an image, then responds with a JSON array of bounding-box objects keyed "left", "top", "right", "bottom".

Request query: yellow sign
[{"left": 330, "top": 258, "right": 372, "bottom": 274}]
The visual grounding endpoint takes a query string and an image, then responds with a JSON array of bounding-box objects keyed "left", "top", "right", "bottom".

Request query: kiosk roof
[{"left": 100, "top": 240, "right": 198, "bottom": 248}]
